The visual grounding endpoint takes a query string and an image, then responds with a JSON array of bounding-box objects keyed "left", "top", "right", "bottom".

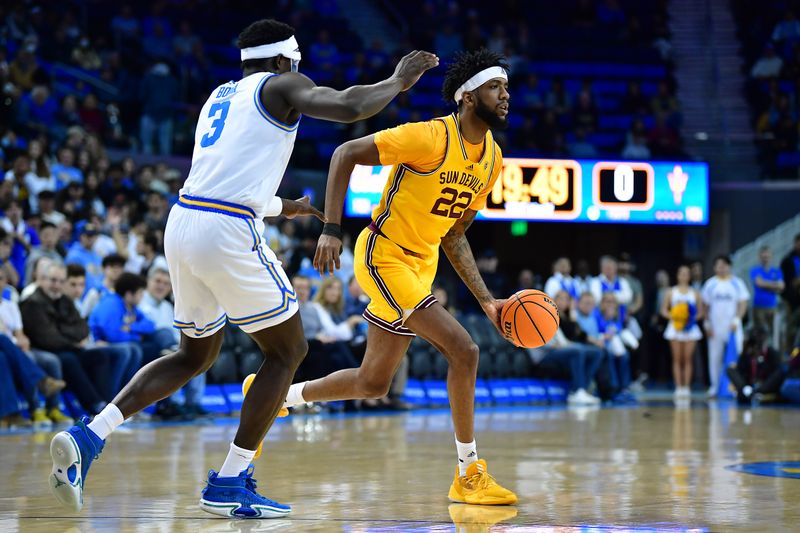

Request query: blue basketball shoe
[
  {"left": 49, "top": 416, "right": 105, "bottom": 511},
  {"left": 199, "top": 465, "right": 291, "bottom": 518}
]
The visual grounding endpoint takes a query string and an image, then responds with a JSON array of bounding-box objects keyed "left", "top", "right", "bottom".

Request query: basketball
[{"left": 501, "top": 289, "right": 560, "bottom": 348}]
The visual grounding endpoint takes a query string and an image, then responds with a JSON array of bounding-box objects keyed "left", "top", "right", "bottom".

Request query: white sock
[
  {"left": 218, "top": 442, "right": 256, "bottom": 478},
  {"left": 284, "top": 382, "right": 307, "bottom": 408},
  {"left": 456, "top": 437, "right": 478, "bottom": 477},
  {"left": 87, "top": 403, "right": 124, "bottom": 440}
]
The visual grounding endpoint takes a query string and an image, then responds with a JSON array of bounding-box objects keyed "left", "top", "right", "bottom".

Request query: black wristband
[{"left": 322, "top": 223, "right": 343, "bottom": 240}]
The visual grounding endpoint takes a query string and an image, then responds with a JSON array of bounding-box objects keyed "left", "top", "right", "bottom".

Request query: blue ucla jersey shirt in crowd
[{"left": 750, "top": 265, "right": 783, "bottom": 308}]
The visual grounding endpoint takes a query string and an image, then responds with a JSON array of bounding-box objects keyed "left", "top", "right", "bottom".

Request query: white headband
[
  {"left": 241, "top": 35, "right": 302, "bottom": 61},
  {"left": 454, "top": 66, "right": 508, "bottom": 103}
]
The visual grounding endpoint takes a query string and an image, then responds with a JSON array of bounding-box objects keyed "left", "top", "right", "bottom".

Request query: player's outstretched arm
[
  {"left": 313, "top": 136, "right": 382, "bottom": 276},
  {"left": 279, "top": 195, "right": 325, "bottom": 221},
  {"left": 272, "top": 51, "right": 438, "bottom": 123},
  {"left": 441, "top": 209, "right": 508, "bottom": 335}
]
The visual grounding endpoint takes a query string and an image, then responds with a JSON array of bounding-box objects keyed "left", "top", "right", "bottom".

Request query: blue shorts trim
[
  {"left": 178, "top": 195, "right": 256, "bottom": 219},
  {"left": 174, "top": 314, "right": 228, "bottom": 336}
]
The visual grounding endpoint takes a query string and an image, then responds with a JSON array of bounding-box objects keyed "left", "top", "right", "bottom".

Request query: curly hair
[
  {"left": 236, "top": 19, "right": 295, "bottom": 70},
  {"left": 441, "top": 49, "right": 510, "bottom": 107}
]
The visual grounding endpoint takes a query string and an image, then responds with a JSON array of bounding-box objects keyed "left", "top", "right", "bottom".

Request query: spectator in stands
[
  {"left": 433, "top": 24, "right": 463, "bottom": 61},
  {"left": 138, "top": 266, "right": 207, "bottom": 417},
  {"left": 8, "top": 46, "right": 38, "bottom": 92},
  {"left": 1, "top": 199, "right": 39, "bottom": 285},
  {"left": 79, "top": 94, "right": 106, "bottom": 137},
  {"left": 111, "top": 4, "right": 140, "bottom": 48},
  {"left": 71, "top": 35, "right": 102, "bottom": 71},
  {"left": 24, "top": 142, "right": 56, "bottom": 213},
  {"left": 727, "top": 327, "right": 784, "bottom": 404},
  {"left": 702, "top": 255, "right": 750, "bottom": 398},
  {"left": 293, "top": 275, "right": 360, "bottom": 384},
  {"left": 309, "top": 29, "right": 339, "bottom": 71},
  {"left": 51, "top": 147, "right": 83, "bottom": 188},
  {"left": 531, "top": 290, "right": 603, "bottom": 406},
  {"left": 651, "top": 81, "right": 681, "bottom": 127},
  {"left": 781, "top": 234, "right": 800, "bottom": 350},
  {"left": 519, "top": 73, "right": 544, "bottom": 115},
  {"left": 771, "top": 10, "right": 800, "bottom": 44},
  {"left": 647, "top": 112, "right": 682, "bottom": 157},
  {"left": 4, "top": 155, "right": 34, "bottom": 196},
  {"left": 345, "top": 275, "right": 369, "bottom": 319},
  {"left": 173, "top": 20, "right": 201, "bottom": 58},
  {"left": 139, "top": 61, "right": 178, "bottom": 155},
  {"left": 573, "top": 259, "right": 592, "bottom": 296},
  {"left": 622, "top": 81, "right": 649, "bottom": 115},
  {"left": 568, "top": 127, "right": 598, "bottom": 158},
  {"left": 622, "top": 119, "right": 651, "bottom": 159},
  {"left": 80, "top": 253, "right": 126, "bottom": 318},
  {"left": 516, "top": 268, "right": 536, "bottom": 293},
  {"left": 534, "top": 110, "right": 563, "bottom": 154},
  {"left": 619, "top": 252, "right": 644, "bottom": 317},
  {"left": 590, "top": 255, "right": 633, "bottom": 318},
  {"left": 0, "top": 338, "right": 67, "bottom": 428},
  {"left": 545, "top": 79, "right": 571, "bottom": 117},
  {"left": 750, "top": 43, "right": 784, "bottom": 79},
  {"left": 597, "top": 292, "right": 638, "bottom": 402},
  {"left": 433, "top": 284, "right": 459, "bottom": 315},
  {"left": 0, "top": 266, "right": 70, "bottom": 425},
  {"left": 89, "top": 272, "right": 174, "bottom": 365},
  {"left": 544, "top": 257, "right": 579, "bottom": 301},
  {"left": 21, "top": 257, "right": 54, "bottom": 301},
  {"left": 19, "top": 85, "right": 58, "bottom": 137},
  {"left": 573, "top": 91, "right": 598, "bottom": 133},
  {"left": 24, "top": 222, "right": 63, "bottom": 285},
  {"left": 690, "top": 261, "right": 704, "bottom": 291},
  {"left": 38, "top": 190, "right": 66, "bottom": 227},
  {"left": 312, "top": 276, "right": 364, "bottom": 341},
  {"left": 20, "top": 262, "right": 113, "bottom": 414},
  {"left": 661, "top": 265, "right": 704, "bottom": 398},
  {"left": 65, "top": 222, "right": 103, "bottom": 290},
  {"left": 750, "top": 245, "right": 784, "bottom": 342},
  {"left": 0, "top": 228, "right": 20, "bottom": 289}
]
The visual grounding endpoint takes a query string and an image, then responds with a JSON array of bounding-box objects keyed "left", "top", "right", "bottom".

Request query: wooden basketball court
[{"left": 1, "top": 402, "right": 798, "bottom": 532}]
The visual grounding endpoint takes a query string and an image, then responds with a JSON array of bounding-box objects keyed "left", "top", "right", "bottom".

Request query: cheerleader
[{"left": 661, "top": 265, "right": 704, "bottom": 398}]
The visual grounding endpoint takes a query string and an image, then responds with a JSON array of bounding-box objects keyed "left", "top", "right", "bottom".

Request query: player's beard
[{"left": 475, "top": 98, "right": 509, "bottom": 130}]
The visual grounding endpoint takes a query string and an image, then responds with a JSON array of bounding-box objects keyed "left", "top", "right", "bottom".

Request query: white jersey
[
  {"left": 701, "top": 275, "right": 749, "bottom": 332},
  {"left": 670, "top": 285, "right": 698, "bottom": 308},
  {"left": 181, "top": 72, "right": 299, "bottom": 218}
]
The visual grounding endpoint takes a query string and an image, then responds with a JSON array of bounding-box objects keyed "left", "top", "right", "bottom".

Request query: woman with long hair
[{"left": 661, "top": 265, "right": 704, "bottom": 398}]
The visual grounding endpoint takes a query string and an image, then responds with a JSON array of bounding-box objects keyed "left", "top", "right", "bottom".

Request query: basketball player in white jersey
[{"left": 48, "top": 18, "right": 438, "bottom": 518}]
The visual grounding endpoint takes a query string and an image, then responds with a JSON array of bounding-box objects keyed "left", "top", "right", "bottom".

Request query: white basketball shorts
[{"left": 164, "top": 195, "right": 298, "bottom": 338}]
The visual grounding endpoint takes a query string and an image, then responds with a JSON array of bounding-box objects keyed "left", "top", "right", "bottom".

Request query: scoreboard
[{"left": 344, "top": 158, "right": 709, "bottom": 225}]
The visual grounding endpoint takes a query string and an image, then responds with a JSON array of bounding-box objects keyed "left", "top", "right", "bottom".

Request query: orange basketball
[{"left": 501, "top": 289, "right": 560, "bottom": 348}]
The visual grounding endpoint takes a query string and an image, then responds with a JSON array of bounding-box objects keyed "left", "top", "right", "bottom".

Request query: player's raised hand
[
  {"left": 314, "top": 234, "right": 342, "bottom": 277},
  {"left": 392, "top": 51, "right": 439, "bottom": 91},
  {"left": 281, "top": 196, "right": 325, "bottom": 221}
]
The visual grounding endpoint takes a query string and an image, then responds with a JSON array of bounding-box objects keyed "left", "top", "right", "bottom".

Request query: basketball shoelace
[{"left": 464, "top": 464, "right": 497, "bottom": 490}]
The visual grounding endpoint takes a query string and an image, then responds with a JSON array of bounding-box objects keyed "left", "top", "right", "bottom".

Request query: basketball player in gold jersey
[{"left": 288, "top": 49, "right": 515, "bottom": 505}]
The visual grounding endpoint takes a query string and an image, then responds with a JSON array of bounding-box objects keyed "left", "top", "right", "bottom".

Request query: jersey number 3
[
  {"left": 200, "top": 101, "right": 231, "bottom": 147},
  {"left": 431, "top": 187, "right": 472, "bottom": 219}
]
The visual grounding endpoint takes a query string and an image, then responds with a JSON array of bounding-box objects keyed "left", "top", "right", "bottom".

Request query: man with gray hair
[
  {"left": 138, "top": 266, "right": 207, "bottom": 417},
  {"left": 590, "top": 255, "right": 633, "bottom": 319}
]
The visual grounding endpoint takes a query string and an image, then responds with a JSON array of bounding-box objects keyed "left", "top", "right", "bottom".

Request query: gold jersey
[{"left": 371, "top": 113, "right": 503, "bottom": 257}]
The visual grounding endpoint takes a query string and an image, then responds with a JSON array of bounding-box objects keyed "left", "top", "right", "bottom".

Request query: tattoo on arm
[{"left": 441, "top": 209, "right": 493, "bottom": 305}]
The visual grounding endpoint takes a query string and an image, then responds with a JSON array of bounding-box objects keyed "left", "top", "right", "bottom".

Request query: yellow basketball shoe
[
  {"left": 241, "top": 374, "right": 289, "bottom": 460},
  {"left": 448, "top": 459, "right": 518, "bottom": 505},
  {"left": 448, "top": 503, "right": 518, "bottom": 531}
]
